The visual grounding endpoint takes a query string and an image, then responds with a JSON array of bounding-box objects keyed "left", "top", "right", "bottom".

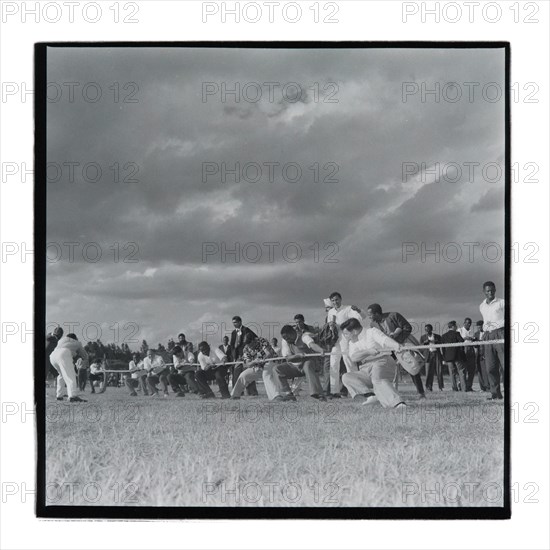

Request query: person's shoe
[
  {"left": 220, "top": 395, "right": 231, "bottom": 399},
  {"left": 231, "top": 396, "right": 241, "bottom": 400},
  {"left": 56, "top": 397, "right": 64, "bottom": 401},
  {"left": 163, "top": 391, "right": 169, "bottom": 398},
  {"left": 426, "top": 387, "right": 433, "bottom": 392},
  {"left": 129, "top": 392, "right": 138, "bottom": 397},
  {"left": 419, "top": 393, "right": 427, "bottom": 399},
  {"left": 283, "top": 393, "right": 297, "bottom": 402},
  {"left": 362, "top": 395, "right": 379, "bottom": 406},
  {"left": 150, "top": 392, "right": 159, "bottom": 398},
  {"left": 91, "top": 389, "right": 96, "bottom": 394},
  {"left": 272, "top": 396, "right": 285, "bottom": 402},
  {"left": 330, "top": 393, "right": 341, "bottom": 399},
  {"left": 176, "top": 391, "right": 185, "bottom": 397},
  {"left": 487, "top": 394, "right": 503, "bottom": 401},
  {"left": 69, "top": 396, "right": 87, "bottom": 403},
  {"left": 394, "top": 402, "right": 407, "bottom": 410}
]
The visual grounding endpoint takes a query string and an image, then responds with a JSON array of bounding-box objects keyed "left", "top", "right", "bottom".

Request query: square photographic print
[{"left": 36, "top": 42, "right": 509, "bottom": 518}]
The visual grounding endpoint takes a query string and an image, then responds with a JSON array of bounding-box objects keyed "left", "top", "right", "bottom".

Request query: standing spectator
[
  {"left": 219, "top": 335, "right": 233, "bottom": 362},
  {"left": 473, "top": 320, "right": 490, "bottom": 391},
  {"left": 459, "top": 317, "right": 477, "bottom": 391},
  {"left": 479, "top": 281, "right": 505, "bottom": 400},
  {"left": 177, "top": 333, "right": 187, "bottom": 349},
  {"left": 420, "top": 324, "right": 444, "bottom": 391},
  {"left": 230, "top": 316, "right": 258, "bottom": 396},
  {"left": 441, "top": 321, "right": 467, "bottom": 392},
  {"left": 366, "top": 304, "right": 426, "bottom": 399}
]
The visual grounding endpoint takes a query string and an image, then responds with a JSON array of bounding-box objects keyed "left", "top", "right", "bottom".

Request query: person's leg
[
  {"left": 465, "top": 350, "right": 476, "bottom": 391},
  {"left": 168, "top": 373, "right": 182, "bottom": 393},
  {"left": 214, "top": 366, "right": 230, "bottom": 398},
  {"left": 232, "top": 363, "right": 244, "bottom": 388},
  {"left": 183, "top": 372, "right": 202, "bottom": 394},
  {"left": 322, "top": 355, "right": 331, "bottom": 395},
  {"left": 274, "top": 362, "right": 304, "bottom": 395},
  {"left": 341, "top": 370, "right": 372, "bottom": 398},
  {"left": 125, "top": 378, "right": 138, "bottom": 395},
  {"left": 302, "top": 359, "right": 324, "bottom": 396},
  {"left": 261, "top": 365, "right": 280, "bottom": 400},
  {"left": 494, "top": 341, "right": 505, "bottom": 394},
  {"left": 410, "top": 373, "right": 425, "bottom": 396},
  {"left": 53, "top": 351, "right": 79, "bottom": 398},
  {"left": 195, "top": 370, "right": 215, "bottom": 396},
  {"left": 448, "top": 362, "right": 459, "bottom": 390},
  {"left": 425, "top": 355, "right": 435, "bottom": 390},
  {"left": 340, "top": 336, "right": 358, "bottom": 373},
  {"left": 456, "top": 360, "right": 468, "bottom": 392},
  {"left": 147, "top": 375, "right": 160, "bottom": 395},
  {"left": 231, "top": 367, "right": 258, "bottom": 397},
  {"left": 486, "top": 341, "right": 504, "bottom": 397},
  {"left": 56, "top": 372, "right": 66, "bottom": 399},
  {"left": 435, "top": 354, "right": 444, "bottom": 390},
  {"left": 329, "top": 342, "right": 342, "bottom": 394},
  {"left": 371, "top": 359, "right": 403, "bottom": 408}
]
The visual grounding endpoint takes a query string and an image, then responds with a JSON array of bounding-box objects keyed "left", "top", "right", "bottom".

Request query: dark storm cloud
[{"left": 46, "top": 46, "right": 506, "bottom": 344}]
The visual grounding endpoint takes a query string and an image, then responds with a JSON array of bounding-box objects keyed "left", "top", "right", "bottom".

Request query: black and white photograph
[{"left": 36, "top": 42, "right": 510, "bottom": 517}]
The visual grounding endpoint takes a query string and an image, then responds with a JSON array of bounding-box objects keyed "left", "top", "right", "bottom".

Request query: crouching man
[
  {"left": 125, "top": 352, "right": 149, "bottom": 396},
  {"left": 263, "top": 324, "right": 326, "bottom": 401},
  {"left": 231, "top": 334, "right": 280, "bottom": 400},
  {"left": 340, "top": 318, "right": 406, "bottom": 409},
  {"left": 143, "top": 349, "right": 170, "bottom": 397},
  {"left": 195, "top": 342, "right": 231, "bottom": 399},
  {"left": 168, "top": 345, "right": 204, "bottom": 397}
]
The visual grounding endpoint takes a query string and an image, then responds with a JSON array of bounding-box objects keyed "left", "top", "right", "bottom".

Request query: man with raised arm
[{"left": 340, "top": 318, "right": 406, "bottom": 409}]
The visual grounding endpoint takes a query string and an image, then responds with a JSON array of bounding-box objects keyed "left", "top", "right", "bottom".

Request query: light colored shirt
[
  {"left": 90, "top": 362, "right": 101, "bottom": 374},
  {"left": 327, "top": 305, "right": 364, "bottom": 327},
  {"left": 348, "top": 327, "right": 400, "bottom": 365},
  {"left": 427, "top": 334, "right": 436, "bottom": 352},
  {"left": 129, "top": 360, "right": 147, "bottom": 379},
  {"left": 281, "top": 332, "right": 316, "bottom": 364},
  {"left": 459, "top": 326, "right": 475, "bottom": 340},
  {"left": 479, "top": 298, "right": 505, "bottom": 331},
  {"left": 198, "top": 348, "right": 226, "bottom": 370},
  {"left": 143, "top": 355, "right": 166, "bottom": 374},
  {"left": 54, "top": 336, "right": 89, "bottom": 367}
]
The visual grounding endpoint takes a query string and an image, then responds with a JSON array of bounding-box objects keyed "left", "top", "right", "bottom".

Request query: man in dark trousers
[
  {"left": 366, "top": 304, "right": 426, "bottom": 399},
  {"left": 230, "top": 316, "right": 258, "bottom": 395},
  {"left": 420, "top": 324, "right": 444, "bottom": 391},
  {"left": 441, "top": 321, "right": 468, "bottom": 391},
  {"left": 473, "top": 320, "right": 490, "bottom": 392},
  {"left": 219, "top": 335, "right": 233, "bottom": 362}
]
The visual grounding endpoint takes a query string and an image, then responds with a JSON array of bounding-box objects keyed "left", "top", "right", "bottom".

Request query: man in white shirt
[
  {"left": 479, "top": 281, "right": 505, "bottom": 400},
  {"left": 459, "top": 317, "right": 476, "bottom": 391},
  {"left": 143, "top": 349, "right": 169, "bottom": 397},
  {"left": 340, "top": 318, "right": 405, "bottom": 409},
  {"left": 49, "top": 333, "right": 89, "bottom": 402},
  {"left": 326, "top": 291, "right": 364, "bottom": 397},
  {"left": 195, "top": 341, "right": 231, "bottom": 399},
  {"left": 125, "top": 352, "right": 148, "bottom": 396},
  {"left": 89, "top": 358, "right": 107, "bottom": 394},
  {"left": 168, "top": 345, "right": 204, "bottom": 397}
]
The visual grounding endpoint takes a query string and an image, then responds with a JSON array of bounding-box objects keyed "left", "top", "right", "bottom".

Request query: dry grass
[{"left": 45, "top": 381, "right": 504, "bottom": 507}]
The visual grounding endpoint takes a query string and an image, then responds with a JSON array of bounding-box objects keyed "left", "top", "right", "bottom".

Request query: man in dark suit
[
  {"left": 366, "top": 304, "right": 426, "bottom": 399},
  {"left": 230, "top": 316, "right": 258, "bottom": 395},
  {"left": 441, "top": 321, "right": 468, "bottom": 391},
  {"left": 420, "top": 324, "right": 443, "bottom": 391}
]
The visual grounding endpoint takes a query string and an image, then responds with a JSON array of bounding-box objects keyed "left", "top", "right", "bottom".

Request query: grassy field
[{"left": 45, "top": 381, "right": 504, "bottom": 507}]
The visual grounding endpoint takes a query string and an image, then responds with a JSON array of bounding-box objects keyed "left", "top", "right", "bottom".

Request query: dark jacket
[
  {"left": 420, "top": 333, "right": 442, "bottom": 361},
  {"left": 230, "top": 326, "right": 257, "bottom": 360},
  {"left": 440, "top": 330, "right": 465, "bottom": 362}
]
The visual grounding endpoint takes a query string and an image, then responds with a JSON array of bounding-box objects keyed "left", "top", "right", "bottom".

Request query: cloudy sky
[{"left": 46, "top": 46, "right": 505, "bottom": 347}]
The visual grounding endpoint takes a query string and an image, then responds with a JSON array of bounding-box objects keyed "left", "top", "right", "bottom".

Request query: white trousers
[
  {"left": 231, "top": 365, "right": 279, "bottom": 400},
  {"left": 342, "top": 357, "right": 402, "bottom": 408},
  {"left": 329, "top": 336, "right": 357, "bottom": 393},
  {"left": 50, "top": 348, "right": 79, "bottom": 398}
]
